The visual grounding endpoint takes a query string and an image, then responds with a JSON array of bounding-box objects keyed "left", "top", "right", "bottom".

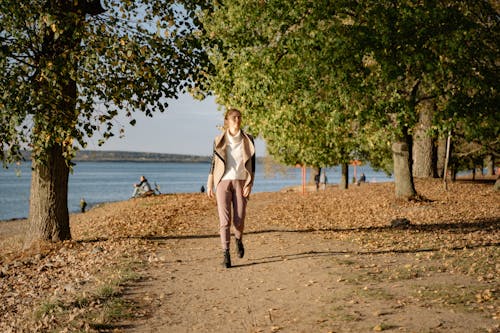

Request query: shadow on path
[
  {"left": 78, "top": 216, "right": 498, "bottom": 245},
  {"left": 229, "top": 241, "right": 499, "bottom": 268}
]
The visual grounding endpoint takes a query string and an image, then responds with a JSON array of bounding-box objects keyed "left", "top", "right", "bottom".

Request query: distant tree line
[
  {"left": 73, "top": 151, "right": 210, "bottom": 163},
  {"left": 18, "top": 150, "right": 210, "bottom": 163}
]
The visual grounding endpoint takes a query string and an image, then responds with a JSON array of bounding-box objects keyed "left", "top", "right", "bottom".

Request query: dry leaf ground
[{"left": 0, "top": 178, "right": 498, "bottom": 332}]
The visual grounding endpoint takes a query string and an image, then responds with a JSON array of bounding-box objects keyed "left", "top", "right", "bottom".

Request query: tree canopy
[
  {"left": 200, "top": 0, "right": 367, "bottom": 168},
  {"left": 1, "top": 0, "right": 209, "bottom": 166},
  {"left": 199, "top": 0, "right": 498, "bottom": 196}
]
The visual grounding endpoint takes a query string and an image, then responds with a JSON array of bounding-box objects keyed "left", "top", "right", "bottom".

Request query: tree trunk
[
  {"left": 413, "top": 100, "right": 434, "bottom": 178},
  {"left": 484, "top": 154, "right": 495, "bottom": 176},
  {"left": 392, "top": 138, "right": 417, "bottom": 199},
  {"left": 26, "top": 145, "right": 71, "bottom": 245},
  {"left": 435, "top": 137, "right": 447, "bottom": 178},
  {"left": 340, "top": 163, "right": 348, "bottom": 190}
]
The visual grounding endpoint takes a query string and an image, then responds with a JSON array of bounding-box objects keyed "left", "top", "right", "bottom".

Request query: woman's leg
[
  {"left": 231, "top": 180, "right": 247, "bottom": 241},
  {"left": 216, "top": 180, "right": 232, "bottom": 250}
]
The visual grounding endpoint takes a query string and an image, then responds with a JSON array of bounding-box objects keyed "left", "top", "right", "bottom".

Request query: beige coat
[{"left": 207, "top": 130, "right": 255, "bottom": 193}]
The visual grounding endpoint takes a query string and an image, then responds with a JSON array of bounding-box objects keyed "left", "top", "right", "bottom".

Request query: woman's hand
[
  {"left": 243, "top": 185, "right": 252, "bottom": 198},
  {"left": 207, "top": 187, "right": 213, "bottom": 198}
]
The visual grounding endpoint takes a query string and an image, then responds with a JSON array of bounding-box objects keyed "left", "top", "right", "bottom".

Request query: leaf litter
[{"left": 0, "top": 178, "right": 498, "bottom": 332}]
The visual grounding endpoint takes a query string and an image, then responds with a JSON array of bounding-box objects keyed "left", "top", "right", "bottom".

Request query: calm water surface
[{"left": 0, "top": 161, "right": 392, "bottom": 221}]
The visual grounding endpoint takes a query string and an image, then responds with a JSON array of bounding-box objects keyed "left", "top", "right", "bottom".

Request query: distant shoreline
[
  {"left": 19, "top": 150, "right": 272, "bottom": 163},
  {"left": 75, "top": 150, "right": 211, "bottom": 163},
  {"left": 17, "top": 150, "right": 211, "bottom": 163}
]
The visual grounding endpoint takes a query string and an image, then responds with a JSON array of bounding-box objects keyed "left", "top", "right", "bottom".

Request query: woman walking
[{"left": 207, "top": 108, "right": 256, "bottom": 268}]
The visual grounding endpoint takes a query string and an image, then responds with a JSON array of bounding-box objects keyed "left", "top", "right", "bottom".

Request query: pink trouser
[{"left": 216, "top": 179, "right": 247, "bottom": 250}]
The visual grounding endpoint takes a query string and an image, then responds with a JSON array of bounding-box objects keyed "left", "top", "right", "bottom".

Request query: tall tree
[
  {"left": 199, "top": 0, "right": 365, "bottom": 177},
  {"left": 0, "top": 0, "right": 209, "bottom": 244}
]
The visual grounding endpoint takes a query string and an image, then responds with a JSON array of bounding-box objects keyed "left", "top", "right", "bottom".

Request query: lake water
[{"left": 0, "top": 161, "right": 393, "bottom": 221}]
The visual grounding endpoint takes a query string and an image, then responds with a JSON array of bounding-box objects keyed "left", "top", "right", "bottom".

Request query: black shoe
[
  {"left": 222, "top": 249, "right": 231, "bottom": 268},
  {"left": 236, "top": 238, "right": 244, "bottom": 258}
]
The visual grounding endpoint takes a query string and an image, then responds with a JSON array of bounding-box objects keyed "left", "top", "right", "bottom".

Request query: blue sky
[
  {"left": 87, "top": 94, "right": 266, "bottom": 157},
  {"left": 85, "top": 6, "right": 268, "bottom": 157}
]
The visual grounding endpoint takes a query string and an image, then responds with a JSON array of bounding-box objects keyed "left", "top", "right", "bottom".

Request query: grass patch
[
  {"left": 448, "top": 248, "right": 499, "bottom": 279},
  {"left": 339, "top": 264, "right": 428, "bottom": 285},
  {"left": 377, "top": 263, "right": 442, "bottom": 282},
  {"left": 330, "top": 307, "right": 363, "bottom": 322},
  {"left": 373, "top": 322, "right": 399, "bottom": 331},
  {"left": 34, "top": 300, "right": 66, "bottom": 320},
  {"left": 337, "top": 258, "right": 357, "bottom": 266},
  {"left": 72, "top": 295, "right": 91, "bottom": 308},
  {"left": 89, "top": 297, "right": 135, "bottom": 330},
  {"left": 84, "top": 260, "right": 143, "bottom": 327},
  {"left": 424, "top": 247, "right": 498, "bottom": 281},
  {"left": 96, "top": 285, "right": 119, "bottom": 300},
  {"left": 32, "top": 258, "right": 143, "bottom": 331},
  {"left": 413, "top": 284, "right": 497, "bottom": 313},
  {"left": 358, "top": 287, "right": 394, "bottom": 301}
]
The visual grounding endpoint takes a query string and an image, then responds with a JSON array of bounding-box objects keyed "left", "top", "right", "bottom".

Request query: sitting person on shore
[
  {"left": 314, "top": 173, "right": 320, "bottom": 191},
  {"left": 132, "top": 176, "right": 152, "bottom": 197},
  {"left": 357, "top": 173, "right": 366, "bottom": 185}
]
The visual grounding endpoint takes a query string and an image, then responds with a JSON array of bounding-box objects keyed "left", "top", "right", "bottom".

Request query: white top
[{"left": 222, "top": 130, "right": 246, "bottom": 181}]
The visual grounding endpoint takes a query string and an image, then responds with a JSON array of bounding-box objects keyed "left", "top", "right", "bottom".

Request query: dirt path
[
  {"left": 121, "top": 189, "right": 498, "bottom": 333},
  {"left": 1, "top": 180, "right": 497, "bottom": 332}
]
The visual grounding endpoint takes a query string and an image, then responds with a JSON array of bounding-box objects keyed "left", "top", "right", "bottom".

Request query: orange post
[{"left": 302, "top": 166, "right": 306, "bottom": 195}]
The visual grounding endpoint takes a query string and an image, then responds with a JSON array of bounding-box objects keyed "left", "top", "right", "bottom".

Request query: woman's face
[{"left": 226, "top": 111, "right": 242, "bottom": 133}]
